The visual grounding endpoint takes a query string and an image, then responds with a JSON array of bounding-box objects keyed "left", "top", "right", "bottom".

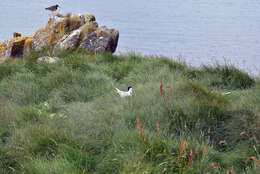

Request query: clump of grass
[
  {"left": 0, "top": 59, "right": 25, "bottom": 81},
  {"left": 156, "top": 57, "right": 186, "bottom": 72},
  {"left": 215, "top": 109, "right": 259, "bottom": 151},
  {"left": 20, "top": 105, "right": 45, "bottom": 123},
  {"left": 12, "top": 125, "right": 75, "bottom": 157},
  {"left": 60, "top": 50, "right": 92, "bottom": 72},
  {"left": 202, "top": 65, "right": 255, "bottom": 89},
  {"left": 106, "top": 61, "right": 134, "bottom": 81},
  {"left": 0, "top": 148, "right": 18, "bottom": 174},
  {"left": 58, "top": 144, "right": 96, "bottom": 172},
  {"left": 160, "top": 80, "right": 229, "bottom": 134},
  {"left": 0, "top": 73, "right": 46, "bottom": 105},
  {"left": 184, "top": 64, "right": 255, "bottom": 90},
  {"left": 23, "top": 157, "right": 79, "bottom": 174}
]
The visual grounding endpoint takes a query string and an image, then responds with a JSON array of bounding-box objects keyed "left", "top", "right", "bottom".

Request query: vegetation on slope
[{"left": 0, "top": 50, "right": 259, "bottom": 174}]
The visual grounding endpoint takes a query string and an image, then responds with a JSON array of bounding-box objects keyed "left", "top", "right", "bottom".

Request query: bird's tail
[{"left": 115, "top": 88, "right": 120, "bottom": 93}]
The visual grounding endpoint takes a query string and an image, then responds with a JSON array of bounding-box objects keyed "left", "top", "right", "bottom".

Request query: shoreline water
[{"left": 1, "top": 0, "right": 260, "bottom": 76}]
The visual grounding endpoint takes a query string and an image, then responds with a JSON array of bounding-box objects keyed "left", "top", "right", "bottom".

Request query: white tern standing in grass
[
  {"left": 222, "top": 91, "right": 231, "bottom": 95},
  {"left": 115, "top": 86, "right": 133, "bottom": 97}
]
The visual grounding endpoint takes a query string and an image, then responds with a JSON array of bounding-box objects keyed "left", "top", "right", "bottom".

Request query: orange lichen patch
[
  {"left": 56, "top": 19, "right": 68, "bottom": 40},
  {"left": 12, "top": 36, "right": 27, "bottom": 42},
  {"left": 0, "top": 42, "right": 7, "bottom": 57},
  {"left": 23, "top": 37, "right": 33, "bottom": 55},
  {"left": 43, "top": 34, "right": 52, "bottom": 47},
  {"left": 97, "top": 31, "right": 103, "bottom": 37},
  {"left": 47, "top": 18, "right": 53, "bottom": 27},
  {"left": 32, "top": 28, "right": 50, "bottom": 50},
  {"left": 34, "top": 17, "right": 70, "bottom": 50},
  {"left": 24, "top": 37, "right": 33, "bottom": 49}
]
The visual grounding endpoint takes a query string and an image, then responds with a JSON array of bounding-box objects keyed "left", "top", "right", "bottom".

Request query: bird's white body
[
  {"left": 115, "top": 87, "right": 133, "bottom": 97},
  {"left": 222, "top": 91, "right": 231, "bottom": 96}
]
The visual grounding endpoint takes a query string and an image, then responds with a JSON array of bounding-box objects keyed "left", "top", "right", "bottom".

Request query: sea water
[{"left": 0, "top": 0, "right": 259, "bottom": 76}]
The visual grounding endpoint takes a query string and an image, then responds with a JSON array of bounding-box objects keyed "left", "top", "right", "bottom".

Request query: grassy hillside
[{"left": 0, "top": 50, "right": 259, "bottom": 174}]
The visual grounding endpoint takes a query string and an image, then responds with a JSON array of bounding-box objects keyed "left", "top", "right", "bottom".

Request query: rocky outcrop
[
  {"left": 0, "top": 35, "right": 27, "bottom": 60},
  {"left": 0, "top": 13, "right": 119, "bottom": 62}
]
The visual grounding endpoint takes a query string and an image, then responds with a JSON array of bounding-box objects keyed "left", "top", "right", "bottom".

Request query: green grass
[{"left": 0, "top": 50, "right": 259, "bottom": 174}]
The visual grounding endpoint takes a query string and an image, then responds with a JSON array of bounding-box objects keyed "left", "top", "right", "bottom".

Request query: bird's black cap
[{"left": 128, "top": 86, "right": 132, "bottom": 90}]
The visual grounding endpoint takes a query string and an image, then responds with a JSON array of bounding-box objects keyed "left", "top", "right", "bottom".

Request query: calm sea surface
[{"left": 0, "top": 0, "right": 260, "bottom": 76}]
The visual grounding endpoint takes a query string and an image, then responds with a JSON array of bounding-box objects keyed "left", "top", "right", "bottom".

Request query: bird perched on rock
[
  {"left": 45, "top": 4, "right": 60, "bottom": 13},
  {"left": 115, "top": 86, "right": 133, "bottom": 97}
]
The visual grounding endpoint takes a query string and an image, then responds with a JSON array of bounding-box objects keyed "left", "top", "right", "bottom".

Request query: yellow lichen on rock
[
  {"left": 0, "top": 36, "right": 27, "bottom": 60},
  {"left": 24, "top": 37, "right": 33, "bottom": 49},
  {"left": 47, "top": 18, "right": 53, "bottom": 27},
  {"left": 45, "top": 32, "right": 56, "bottom": 47},
  {"left": 12, "top": 36, "right": 27, "bottom": 42},
  {"left": 23, "top": 37, "right": 33, "bottom": 55},
  {"left": 0, "top": 42, "right": 6, "bottom": 57},
  {"left": 56, "top": 19, "right": 69, "bottom": 40},
  {"left": 32, "top": 28, "right": 49, "bottom": 51}
]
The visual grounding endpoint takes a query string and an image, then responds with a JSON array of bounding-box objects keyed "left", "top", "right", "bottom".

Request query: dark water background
[{"left": 0, "top": 0, "right": 259, "bottom": 76}]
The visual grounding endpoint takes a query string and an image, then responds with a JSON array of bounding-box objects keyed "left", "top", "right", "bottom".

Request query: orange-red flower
[
  {"left": 210, "top": 162, "right": 218, "bottom": 171},
  {"left": 160, "top": 82, "right": 167, "bottom": 102},
  {"left": 188, "top": 149, "right": 194, "bottom": 167},
  {"left": 180, "top": 141, "right": 188, "bottom": 156},
  {"left": 156, "top": 122, "right": 161, "bottom": 137}
]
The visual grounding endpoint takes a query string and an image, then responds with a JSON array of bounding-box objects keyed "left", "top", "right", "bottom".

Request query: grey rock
[
  {"left": 80, "top": 27, "right": 119, "bottom": 53},
  {"left": 37, "top": 56, "right": 60, "bottom": 63},
  {"left": 32, "top": 31, "right": 49, "bottom": 51},
  {"left": 56, "top": 29, "right": 81, "bottom": 50}
]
